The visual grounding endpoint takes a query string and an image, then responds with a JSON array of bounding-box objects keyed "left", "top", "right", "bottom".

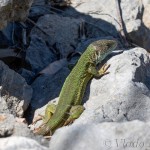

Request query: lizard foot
[
  {"left": 63, "top": 105, "right": 84, "bottom": 126},
  {"left": 33, "top": 123, "right": 52, "bottom": 136},
  {"left": 98, "top": 63, "right": 110, "bottom": 76}
]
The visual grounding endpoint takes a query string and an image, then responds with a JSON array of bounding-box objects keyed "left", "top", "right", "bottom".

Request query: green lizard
[{"left": 33, "top": 39, "right": 117, "bottom": 135}]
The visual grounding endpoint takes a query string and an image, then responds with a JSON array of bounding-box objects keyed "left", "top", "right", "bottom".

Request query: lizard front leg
[
  {"left": 63, "top": 105, "right": 84, "bottom": 126},
  {"left": 88, "top": 63, "right": 110, "bottom": 77}
]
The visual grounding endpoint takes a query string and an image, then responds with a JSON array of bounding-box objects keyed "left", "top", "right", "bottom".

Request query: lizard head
[{"left": 91, "top": 39, "right": 117, "bottom": 65}]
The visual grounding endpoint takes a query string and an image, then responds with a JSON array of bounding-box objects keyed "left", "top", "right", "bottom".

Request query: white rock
[
  {"left": 49, "top": 121, "right": 150, "bottom": 150},
  {"left": 0, "top": 136, "right": 48, "bottom": 150}
]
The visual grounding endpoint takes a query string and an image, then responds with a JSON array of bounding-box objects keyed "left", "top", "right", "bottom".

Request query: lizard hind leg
[
  {"left": 43, "top": 103, "right": 57, "bottom": 123},
  {"left": 32, "top": 103, "right": 56, "bottom": 127},
  {"left": 63, "top": 105, "right": 84, "bottom": 126}
]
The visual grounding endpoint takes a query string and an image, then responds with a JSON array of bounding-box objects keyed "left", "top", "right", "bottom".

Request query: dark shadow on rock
[
  {"left": 1, "top": 2, "right": 142, "bottom": 122},
  {"left": 23, "top": 3, "right": 128, "bottom": 122}
]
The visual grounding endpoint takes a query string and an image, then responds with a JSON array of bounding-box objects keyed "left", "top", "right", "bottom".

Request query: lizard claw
[{"left": 98, "top": 63, "right": 110, "bottom": 76}]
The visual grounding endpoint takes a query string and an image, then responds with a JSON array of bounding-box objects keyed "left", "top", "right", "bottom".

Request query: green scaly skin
[{"left": 34, "top": 39, "right": 117, "bottom": 135}]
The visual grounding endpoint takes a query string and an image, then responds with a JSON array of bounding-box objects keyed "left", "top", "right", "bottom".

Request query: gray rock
[
  {"left": 26, "top": 35, "right": 57, "bottom": 73},
  {"left": 0, "top": 61, "right": 32, "bottom": 117},
  {"left": 49, "top": 121, "right": 150, "bottom": 150},
  {"left": 0, "top": 113, "right": 31, "bottom": 137},
  {"left": 79, "top": 47, "right": 150, "bottom": 124},
  {"left": 0, "top": 114, "right": 14, "bottom": 137},
  {"left": 0, "top": 0, "right": 33, "bottom": 30},
  {"left": 0, "top": 136, "right": 48, "bottom": 150},
  {"left": 31, "top": 67, "right": 70, "bottom": 108},
  {"left": 65, "top": 0, "right": 120, "bottom": 39},
  {"left": 18, "top": 68, "right": 35, "bottom": 85},
  {"left": 142, "top": 0, "right": 150, "bottom": 6},
  {"left": 31, "top": 14, "right": 82, "bottom": 58},
  {"left": 0, "top": 113, "right": 49, "bottom": 147},
  {"left": 65, "top": 0, "right": 150, "bottom": 51}
]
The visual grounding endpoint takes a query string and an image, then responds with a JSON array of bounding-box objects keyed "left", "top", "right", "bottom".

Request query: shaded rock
[
  {"left": 49, "top": 121, "right": 150, "bottom": 150},
  {"left": 0, "top": 61, "right": 32, "bottom": 117},
  {"left": 26, "top": 35, "right": 57, "bottom": 73},
  {"left": 65, "top": 0, "right": 150, "bottom": 51},
  {"left": 18, "top": 68, "right": 35, "bottom": 85},
  {"left": 0, "top": 0, "right": 33, "bottom": 30},
  {"left": 0, "top": 136, "right": 48, "bottom": 150},
  {"left": 31, "top": 14, "right": 82, "bottom": 58},
  {"left": 31, "top": 67, "right": 70, "bottom": 108},
  {"left": 65, "top": 0, "right": 120, "bottom": 39},
  {"left": 29, "top": 2, "right": 50, "bottom": 18}
]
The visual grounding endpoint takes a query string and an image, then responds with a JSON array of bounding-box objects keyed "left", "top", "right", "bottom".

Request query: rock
[
  {"left": 31, "top": 14, "right": 82, "bottom": 58},
  {"left": 0, "top": 113, "right": 31, "bottom": 137},
  {"left": 0, "top": 136, "right": 48, "bottom": 150},
  {"left": 64, "top": 0, "right": 150, "bottom": 51},
  {"left": 79, "top": 47, "right": 150, "bottom": 124},
  {"left": 0, "top": 113, "right": 49, "bottom": 147},
  {"left": 29, "top": 1, "right": 50, "bottom": 18},
  {"left": 0, "top": 114, "right": 14, "bottom": 137},
  {"left": 142, "top": 0, "right": 150, "bottom": 6},
  {"left": 49, "top": 121, "right": 150, "bottom": 150},
  {"left": 0, "top": 0, "right": 33, "bottom": 30},
  {"left": 66, "top": 0, "right": 119, "bottom": 39},
  {"left": 0, "top": 61, "right": 32, "bottom": 117},
  {"left": 26, "top": 35, "right": 57, "bottom": 73},
  {"left": 143, "top": 4, "right": 150, "bottom": 28},
  {"left": 18, "top": 68, "right": 35, "bottom": 85},
  {"left": 31, "top": 67, "right": 70, "bottom": 109}
]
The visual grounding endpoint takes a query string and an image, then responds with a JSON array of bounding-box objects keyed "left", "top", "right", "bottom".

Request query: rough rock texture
[
  {"left": 0, "top": 61, "right": 32, "bottom": 117},
  {"left": 31, "top": 67, "right": 70, "bottom": 109},
  {"left": 31, "top": 14, "right": 82, "bottom": 58},
  {"left": 0, "top": 0, "right": 33, "bottom": 29},
  {"left": 142, "top": 0, "right": 150, "bottom": 6},
  {"left": 25, "top": 35, "right": 57, "bottom": 73},
  {"left": 1, "top": 0, "right": 150, "bottom": 149},
  {"left": 18, "top": 68, "right": 35, "bottom": 85},
  {"left": 0, "top": 136, "right": 48, "bottom": 150},
  {"left": 143, "top": 4, "right": 150, "bottom": 29},
  {"left": 79, "top": 47, "right": 150, "bottom": 123},
  {"left": 49, "top": 121, "right": 150, "bottom": 150},
  {"left": 0, "top": 113, "right": 31, "bottom": 137},
  {"left": 64, "top": 0, "right": 150, "bottom": 51}
]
